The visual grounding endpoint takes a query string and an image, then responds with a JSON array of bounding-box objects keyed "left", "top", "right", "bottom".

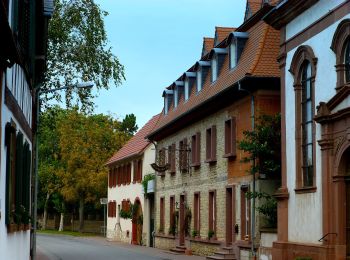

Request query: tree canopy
[
  {"left": 37, "top": 107, "right": 134, "bottom": 230},
  {"left": 44, "top": 0, "right": 125, "bottom": 111}
]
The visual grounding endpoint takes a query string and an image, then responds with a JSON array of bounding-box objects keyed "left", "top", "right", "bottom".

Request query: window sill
[
  {"left": 190, "top": 163, "right": 201, "bottom": 168},
  {"left": 223, "top": 153, "right": 236, "bottom": 159},
  {"left": 295, "top": 186, "right": 317, "bottom": 194},
  {"left": 205, "top": 159, "right": 217, "bottom": 164},
  {"left": 188, "top": 237, "right": 221, "bottom": 245},
  {"left": 155, "top": 233, "right": 176, "bottom": 239}
]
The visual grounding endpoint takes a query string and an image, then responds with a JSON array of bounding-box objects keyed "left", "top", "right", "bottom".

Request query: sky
[{"left": 93, "top": 0, "right": 246, "bottom": 128}]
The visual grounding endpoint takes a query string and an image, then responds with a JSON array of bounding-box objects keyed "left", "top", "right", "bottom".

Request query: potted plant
[
  {"left": 208, "top": 230, "right": 215, "bottom": 240},
  {"left": 191, "top": 229, "right": 199, "bottom": 238}
]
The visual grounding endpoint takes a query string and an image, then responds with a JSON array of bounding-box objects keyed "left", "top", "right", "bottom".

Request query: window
[
  {"left": 206, "top": 126, "right": 217, "bottom": 163},
  {"left": 108, "top": 201, "right": 116, "bottom": 218},
  {"left": 345, "top": 39, "right": 350, "bottom": 83},
  {"left": 230, "top": 42, "right": 237, "bottom": 69},
  {"left": 170, "top": 196, "right": 175, "bottom": 234},
  {"left": 224, "top": 118, "right": 236, "bottom": 157},
  {"left": 174, "top": 88, "right": 179, "bottom": 108},
  {"left": 194, "top": 193, "right": 200, "bottom": 234},
  {"left": 133, "top": 159, "right": 142, "bottom": 183},
  {"left": 5, "top": 123, "right": 31, "bottom": 228},
  {"left": 160, "top": 197, "right": 165, "bottom": 233},
  {"left": 331, "top": 20, "right": 350, "bottom": 88},
  {"left": 208, "top": 191, "right": 216, "bottom": 236},
  {"left": 113, "top": 168, "right": 117, "bottom": 187},
  {"left": 301, "top": 62, "right": 313, "bottom": 187},
  {"left": 240, "top": 186, "right": 250, "bottom": 240},
  {"left": 211, "top": 56, "right": 218, "bottom": 82},
  {"left": 179, "top": 138, "right": 188, "bottom": 172},
  {"left": 197, "top": 68, "right": 202, "bottom": 92},
  {"left": 168, "top": 144, "right": 176, "bottom": 174},
  {"left": 191, "top": 132, "right": 201, "bottom": 167},
  {"left": 109, "top": 169, "right": 113, "bottom": 188},
  {"left": 184, "top": 78, "right": 189, "bottom": 101},
  {"left": 164, "top": 96, "right": 168, "bottom": 115},
  {"left": 290, "top": 45, "right": 317, "bottom": 191}
]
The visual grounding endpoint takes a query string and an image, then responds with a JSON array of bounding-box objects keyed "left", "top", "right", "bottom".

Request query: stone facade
[{"left": 155, "top": 109, "right": 229, "bottom": 254}]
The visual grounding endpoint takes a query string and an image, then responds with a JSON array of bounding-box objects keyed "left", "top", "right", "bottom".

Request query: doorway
[
  {"left": 226, "top": 186, "right": 235, "bottom": 246},
  {"left": 132, "top": 198, "right": 143, "bottom": 245},
  {"left": 179, "top": 194, "right": 185, "bottom": 246}
]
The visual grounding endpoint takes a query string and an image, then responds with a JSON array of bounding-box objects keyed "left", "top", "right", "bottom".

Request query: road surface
[{"left": 37, "top": 233, "right": 205, "bottom": 260}]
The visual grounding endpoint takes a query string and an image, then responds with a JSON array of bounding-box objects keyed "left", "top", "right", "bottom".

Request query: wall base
[{"left": 272, "top": 241, "right": 344, "bottom": 260}]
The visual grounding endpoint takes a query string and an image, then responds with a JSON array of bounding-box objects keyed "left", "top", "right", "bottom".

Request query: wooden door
[
  {"left": 226, "top": 187, "right": 234, "bottom": 246},
  {"left": 179, "top": 195, "right": 185, "bottom": 246}
]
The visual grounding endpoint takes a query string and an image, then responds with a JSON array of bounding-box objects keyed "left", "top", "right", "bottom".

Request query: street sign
[{"left": 100, "top": 198, "right": 107, "bottom": 205}]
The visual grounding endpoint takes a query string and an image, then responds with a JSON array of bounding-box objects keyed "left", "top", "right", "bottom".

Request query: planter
[
  {"left": 7, "top": 224, "right": 17, "bottom": 233},
  {"left": 24, "top": 224, "right": 31, "bottom": 231},
  {"left": 18, "top": 224, "right": 24, "bottom": 231}
]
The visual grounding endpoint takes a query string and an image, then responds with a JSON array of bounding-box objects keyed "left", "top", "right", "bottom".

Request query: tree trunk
[
  {"left": 59, "top": 202, "right": 64, "bottom": 232},
  {"left": 79, "top": 198, "right": 84, "bottom": 233},
  {"left": 42, "top": 192, "right": 50, "bottom": 230}
]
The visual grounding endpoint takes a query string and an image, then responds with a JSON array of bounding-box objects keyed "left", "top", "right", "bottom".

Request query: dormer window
[
  {"left": 163, "top": 90, "right": 174, "bottom": 115},
  {"left": 211, "top": 55, "right": 218, "bottom": 82},
  {"left": 230, "top": 41, "right": 237, "bottom": 69},
  {"left": 197, "top": 68, "right": 202, "bottom": 92},
  {"left": 164, "top": 96, "right": 169, "bottom": 115},
  {"left": 184, "top": 78, "right": 189, "bottom": 101},
  {"left": 174, "top": 88, "right": 178, "bottom": 108}
]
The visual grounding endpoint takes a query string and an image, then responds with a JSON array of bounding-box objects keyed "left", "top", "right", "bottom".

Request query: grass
[{"left": 37, "top": 229, "right": 99, "bottom": 237}]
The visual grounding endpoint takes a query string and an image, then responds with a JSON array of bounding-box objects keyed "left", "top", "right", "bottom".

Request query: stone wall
[{"left": 154, "top": 109, "right": 229, "bottom": 251}]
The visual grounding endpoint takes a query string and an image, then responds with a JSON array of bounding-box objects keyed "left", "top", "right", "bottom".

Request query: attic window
[
  {"left": 197, "top": 68, "right": 202, "bottom": 92},
  {"left": 230, "top": 41, "right": 237, "bottom": 69},
  {"left": 174, "top": 88, "right": 179, "bottom": 108},
  {"left": 184, "top": 78, "right": 190, "bottom": 101},
  {"left": 211, "top": 55, "right": 218, "bottom": 82},
  {"left": 164, "top": 96, "right": 168, "bottom": 115}
]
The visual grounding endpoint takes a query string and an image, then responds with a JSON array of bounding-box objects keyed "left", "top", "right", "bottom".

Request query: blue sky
[{"left": 93, "top": 0, "right": 246, "bottom": 128}]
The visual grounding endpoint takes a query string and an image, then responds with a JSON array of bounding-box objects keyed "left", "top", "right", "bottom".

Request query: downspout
[
  {"left": 238, "top": 81, "right": 256, "bottom": 258},
  {"left": 150, "top": 140, "right": 157, "bottom": 248}
]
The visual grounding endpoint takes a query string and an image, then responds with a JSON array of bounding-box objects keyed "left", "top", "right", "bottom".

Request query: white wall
[
  {"left": 284, "top": 4, "right": 350, "bottom": 243},
  {"left": 0, "top": 67, "right": 33, "bottom": 260},
  {"left": 107, "top": 142, "right": 155, "bottom": 245},
  {"left": 286, "top": 0, "right": 344, "bottom": 40}
]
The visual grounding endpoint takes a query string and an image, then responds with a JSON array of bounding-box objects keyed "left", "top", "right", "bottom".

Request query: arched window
[
  {"left": 331, "top": 19, "right": 350, "bottom": 89},
  {"left": 290, "top": 45, "right": 317, "bottom": 191},
  {"left": 301, "top": 62, "right": 313, "bottom": 187},
  {"left": 345, "top": 38, "right": 350, "bottom": 83}
]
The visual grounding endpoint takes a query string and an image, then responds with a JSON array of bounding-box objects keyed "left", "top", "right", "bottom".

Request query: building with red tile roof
[
  {"left": 106, "top": 114, "right": 160, "bottom": 247},
  {"left": 147, "top": 1, "right": 281, "bottom": 259}
]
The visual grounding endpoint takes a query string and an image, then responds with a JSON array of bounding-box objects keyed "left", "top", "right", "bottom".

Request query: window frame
[
  {"left": 230, "top": 41, "right": 237, "bottom": 70},
  {"left": 224, "top": 117, "right": 237, "bottom": 158},
  {"left": 191, "top": 132, "right": 201, "bottom": 167},
  {"left": 205, "top": 125, "right": 217, "bottom": 163},
  {"left": 196, "top": 68, "right": 202, "bottom": 93},
  {"left": 289, "top": 45, "right": 317, "bottom": 193},
  {"left": 211, "top": 55, "right": 218, "bottom": 82}
]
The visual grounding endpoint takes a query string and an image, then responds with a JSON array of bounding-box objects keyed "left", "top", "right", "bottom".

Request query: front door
[
  {"left": 179, "top": 195, "right": 185, "bottom": 246},
  {"left": 226, "top": 187, "right": 235, "bottom": 246}
]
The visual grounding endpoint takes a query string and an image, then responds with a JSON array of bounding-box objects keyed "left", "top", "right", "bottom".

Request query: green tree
[
  {"left": 57, "top": 109, "right": 129, "bottom": 231},
  {"left": 38, "top": 106, "right": 66, "bottom": 229},
  {"left": 119, "top": 114, "right": 138, "bottom": 136},
  {"left": 238, "top": 113, "right": 281, "bottom": 227},
  {"left": 239, "top": 114, "right": 281, "bottom": 177},
  {"left": 44, "top": 0, "right": 125, "bottom": 111}
]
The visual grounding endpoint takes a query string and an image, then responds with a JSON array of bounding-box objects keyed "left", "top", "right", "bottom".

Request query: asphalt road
[
  {"left": 37, "top": 234, "right": 205, "bottom": 260},
  {"left": 37, "top": 234, "right": 163, "bottom": 260}
]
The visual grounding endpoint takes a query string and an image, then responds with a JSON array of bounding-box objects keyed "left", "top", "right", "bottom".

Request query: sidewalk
[{"left": 37, "top": 235, "right": 206, "bottom": 260}]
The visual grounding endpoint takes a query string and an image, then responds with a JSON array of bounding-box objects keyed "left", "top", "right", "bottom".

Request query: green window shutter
[{"left": 15, "top": 132, "right": 24, "bottom": 224}]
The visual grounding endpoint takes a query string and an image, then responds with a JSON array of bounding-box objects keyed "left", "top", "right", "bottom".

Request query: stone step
[
  {"left": 206, "top": 255, "right": 236, "bottom": 260},
  {"left": 170, "top": 247, "right": 186, "bottom": 254},
  {"left": 214, "top": 252, "right": 236, "bottom": 259},
  {"left": 220, "top": 247, "right": 234, "bottom": 253}
]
